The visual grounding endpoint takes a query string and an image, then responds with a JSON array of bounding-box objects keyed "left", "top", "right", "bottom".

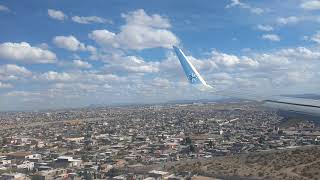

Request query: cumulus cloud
[
  {"left": 72, "top": 59, "right": 92, "bottom": 69},
  {"left": 121, "top": 9, "right": 171, "bottom": 28},
  {"left": 262, "top": 34, "right": 281, "bottom": 41},
  {"left": 256, "top": 24, "right": 273, "bottom": 31},
  {"left": 277, "top": 16, "right": 301, "bottom": 25},
  {"left": 300, "top": 0, "right": 320, "bottom": 10},
  {"left": 37, "top": 43, "right": 49, "bottom": 50},
  {"left": 48, "top": 9, "right": 67, "bottom": 21},
  {"left": 226, "top": 0, "right": 264, "bottom": 14},
  {"left": 0, "top": 5, "right": 10, "bottom": 12},
  {"left": 277, "top": 47, "right": 320, "bottom": 60},
  {"left": 0, "top": 64, "right": 32, "bottom": 76},
  {"left": 39, "top": 71, "right": 75, "bottom": 82},
  {"left": 89, "top": 9, "right": 179, "bottom": 50},
  {"left": 0, "top": 42, "right": 56, "bottom": 63},
  {"left": 210, "top": 51, "right": 240, "bottom": 67},
  {"left": 277, "top": 16, "right": 320, "bottom": 25},
  {"left": 36, "top": 71, "right": 124, "bottom": 84},
  {"left": 72, "top": 16, "right": 112, "bottom": 24},
  {"left": 4, "top": 44, "right": 320, "bottom": 110},
  {"left": 53, "top": 82, "right": 101, "bottom": 93},
  {"left": 0, "top": 64, "right": 32, "bottom": 81},
  {"left": 99, "top": 53, "right": 159, "bottom": 74},
  {"left": 152, "top": 77, "right": 171, "bottom": 87},
  {"left": 53, "top": 35, "right": 96, "bottom": 52},
  {"left": 53, "top": 36, "right": 84, "bottom": 51},
  {"left": 6, "top": 91, "right": 41, "bottom": 97},
  {"left": 310, "top": 31, "right": 320, "bottom": 43},
  {"left": 0, "top": 82, "right": 12, "bottom": 88}
]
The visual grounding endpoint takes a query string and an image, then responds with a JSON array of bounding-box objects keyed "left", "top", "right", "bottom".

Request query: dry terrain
[{"left": 168, "top": 145, "right": 320, "bottom": 180}]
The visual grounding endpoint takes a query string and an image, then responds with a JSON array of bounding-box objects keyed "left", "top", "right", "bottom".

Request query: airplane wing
[{"left": 173, "top": 46, "right": 320, "bottom": 116}]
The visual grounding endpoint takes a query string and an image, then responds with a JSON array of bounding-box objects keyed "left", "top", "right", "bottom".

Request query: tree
[
  {"left": 208, "top": 140, "right": 213, "bottom": 148},
  {"left": 189, "top": 144, "right": 195, "bottom": 153},
  {"left": 185, "top": 137, "right": 192, "bottom": 144}
]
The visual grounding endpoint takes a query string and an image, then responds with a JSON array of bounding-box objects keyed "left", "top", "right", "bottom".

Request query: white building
[
  {"left": 15, "top": 161, "right": 34, "bottom": 171},
  {"left": 1, "top": 173, "right": 28, "bottom": 180},
  {"left": 54, "top": 156, "right": 81, "bottom": 168}
]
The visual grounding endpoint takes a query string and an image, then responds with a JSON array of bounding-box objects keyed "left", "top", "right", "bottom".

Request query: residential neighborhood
[{"left": 1, "top": 102, "right": 320, "bottom": 179}]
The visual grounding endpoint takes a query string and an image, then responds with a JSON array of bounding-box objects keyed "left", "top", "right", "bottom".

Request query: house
[
  {"left": 148, "top": 170, "right": 169, "bottom": 180},
  {"left": 54, "top": 156, "right": 81, "bottom": 168},
  {"left": 0, "top": 157, "right": 11, "bottom": 166},
  {"left": 1, "top": 173, "right": 29, "bottom": 180},
  {"left": 31, "top": 169, "right": 67, "bottom": 180},
  {"left": 26, "top": 154, "right": 41, "bottom": 162},
  {"left": 112, "top": 175, "right": 126, "bottom": 180},
  {"left": 14, "top": 161, "right": 34, "bottom": 171},
  {"left": 7, "top": 152, "right": 33, "bottom": 160}
]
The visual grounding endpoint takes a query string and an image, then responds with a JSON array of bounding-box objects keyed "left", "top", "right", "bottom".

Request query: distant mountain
[
  {"left": 282, "top": 94, "right": 320, "bottom": 100},
  {"left": 165, "top": 98, "right": 244, "bottom": 104}
]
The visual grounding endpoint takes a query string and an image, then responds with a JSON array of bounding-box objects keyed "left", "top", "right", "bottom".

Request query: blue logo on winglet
[{"left": 188, "top": 73, "right": 198, "bottom": 83}]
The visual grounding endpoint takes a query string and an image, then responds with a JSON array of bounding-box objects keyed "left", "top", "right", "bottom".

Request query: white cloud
[
  {"left": 48, "top": 9, "right": 67, "bottom": 21},
  {"left": 53, "top": 83, "right": 100, "bottom": 93},
  {"left": 103, "top": 84, "right": 112, "bottom": 89},
  {"left": 211, "top": 50, "right": 240, "bottom": 67},
  {"left": 0, "top": 82, "right": 12, "bottom": 89},
  {"left": 72, "top": 16, "right": 112, "bottom": 24},
  {"left": 0, "top": 64, "right": 32, "bottom": 81},
  {"left": 240, "top": 56, "right": 259, "bottom": 68},
  {"left": 36, "top": 71, "right": 125, "bottom": 84},
  {"left": 256, "top": 24, "right": 273, "bottom": 31},
  {"left": 277, "top": 47, "right": 320, "bottom": 60},
  {"left": 191, "top": 50, "right": 260, "bottom": 71},
  {"left": 87, "top": 73, "right": 125, "bottom": 83},
  {"left": 262, "top": 34, "right": 281, "bottom": 41},
  {"left": 72, "top": 59, "right": 92, "bottom": 69},
  {"left": 89, "top": 9, "right": 179, "bottom": 50},
  {"left": 37, "top": 43, "right": 49, "bottom": 50},
  {"left": 121, "top": 9, "right": 171, "bottom": 28},
  {"left": 310, "top": 31, "right": 320, "bottom": 43},
  {"left": 152, "top": 77, "right": 171, "bottom": 87},
  {"left": 88, "top": 30, "right": 118, "bottom": 48},
  {"left": 300, "top": 0, "right": 320, "bottom": 10},
  {"left": 3, "top": 44, "right": 320, "bottom": 110},
  {"left": 0, "top": 64, "right": 32, "bottom": 76},
  {"left": 118, "top": 25, "right": 178, "bottom": 50},
  {"left": 226, "top": 0, "right": 242, "bottom": 7},
  {"left": 277, "top": 16, "right": 301, "bottom": 25},
  {"left": 0, "top": 5, "right": 10, "bottom": 12},
  {"left": 39, "top": 71, "right": 75, "bottom": 82},
  {"left": 226, "top": 0, "right": 264, "bottom": 14},
  {"left": 277, "top": 16, "right": 320, "bottom": 25},
  {"left": 6, "top": 91, "right": 41, "bottom": 97},
  {"left": 101, "top": 53, "right": 159, "bottom": 74},
  {"left": 53, "top": 36, "right": 83, "bottom": 51},
  {"left": 0, "top": 42, "right": 56, "bottom": 63},
  {"left": 53, "top": 35, "right": 96, "bottom": 52}
]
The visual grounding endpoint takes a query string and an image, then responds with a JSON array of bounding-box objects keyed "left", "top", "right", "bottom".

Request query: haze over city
[{"left": 1, "top": 0, "right": 320, "bottom": 110}]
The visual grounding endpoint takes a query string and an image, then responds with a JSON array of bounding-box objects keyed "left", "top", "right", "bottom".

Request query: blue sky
[{"left": 0, "top": 0, "right": 320, "bottom": 110}]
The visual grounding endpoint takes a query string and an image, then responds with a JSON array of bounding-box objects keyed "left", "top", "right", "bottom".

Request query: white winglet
[{"left": 173, "top": 46, "right": 213, "bottom": 91}]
